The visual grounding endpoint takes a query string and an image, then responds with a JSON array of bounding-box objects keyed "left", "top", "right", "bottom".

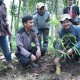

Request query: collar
[
  {"left": 24, "top": 28, "right": 31, "bottom": 35},
  {"left": 24, "top": 27, "right": 35, "bottom": 35},
  {"left": 63, "top": 25, "right": 73, "bottom": 33}
]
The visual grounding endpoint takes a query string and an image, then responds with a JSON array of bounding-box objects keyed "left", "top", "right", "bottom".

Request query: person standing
[
  {"left": 33, "top": 2, "right": 50, "bottom": 55},
  {"left": 0, "top": 0, "right": 13, "bottom": 69}
]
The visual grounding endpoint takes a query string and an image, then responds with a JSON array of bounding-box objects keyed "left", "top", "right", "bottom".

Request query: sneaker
[
  {"left": 30, "top": 62, "right": 38, "bottom": 68},
  {"left": 50, "top": 68, "right": 55, "bottom": 73},
  {"left": 50, "top": 65, "right": 56, "bottom": 73}
]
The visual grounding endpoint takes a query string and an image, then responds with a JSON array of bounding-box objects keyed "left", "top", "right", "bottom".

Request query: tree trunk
[
  {"left": 26, "top": 0, "right": 30, "bottom": 15},
  {"left": 16, "top": 0, "right": 21, "bottom": 32},
  {"left": 10, "top": 0, "right": 14, "bottom": 51}
]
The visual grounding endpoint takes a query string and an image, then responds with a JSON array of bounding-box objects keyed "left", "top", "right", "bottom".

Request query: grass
[
  {"left": 0, "top": 53, "right": 80, "bottom": 80},
  {"left": 11, "top": 35, "right": 16, "bottom": 52},
  {"left": 0, "top": 62, "right": 7, "bottom": 71}
]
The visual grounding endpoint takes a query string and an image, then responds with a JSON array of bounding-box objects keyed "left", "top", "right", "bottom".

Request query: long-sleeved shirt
[
  {"left": 59, "top": 25, "right": 80, "bottom": 49},
  {"left": 16, "top": 27, "right": 40, "bottom": 57},
  {"left": 0, "top": 3, "right": 11, "bottom": 36},
  {"left": 33, "top": 11, "right": 50, "bottom": 33}
]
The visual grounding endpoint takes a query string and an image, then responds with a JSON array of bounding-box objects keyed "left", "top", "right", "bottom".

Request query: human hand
[
  {"left": 36, "top": 49, "right": 41, "bottom": 58},
  {"left": 67, "top": 48, "right": 73, "bottom": 55},
  {"left": 31, "top": 54, "right": 37, "bottom": 61}
]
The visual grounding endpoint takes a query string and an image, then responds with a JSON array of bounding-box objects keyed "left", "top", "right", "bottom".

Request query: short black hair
[
  {"left": 0, "top": 0, "right": 3, "bottom": 5},
  {"left": 22, "top": 15, "right": 33, "bottom": 24}
]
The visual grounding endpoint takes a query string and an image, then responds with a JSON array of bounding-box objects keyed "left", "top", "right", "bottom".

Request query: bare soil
[{"left": 0, "top": 54, "right": 80, "bottom": 80}]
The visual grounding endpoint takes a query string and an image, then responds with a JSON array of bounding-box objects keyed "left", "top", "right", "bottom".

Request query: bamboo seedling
[{"left": 53, "top": 34, "right": 80, "bottom": 74}]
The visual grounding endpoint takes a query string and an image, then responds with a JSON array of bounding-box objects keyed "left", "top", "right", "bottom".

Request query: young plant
[{"left": 53, "top": 33, "right": 80, "bottom": 59}]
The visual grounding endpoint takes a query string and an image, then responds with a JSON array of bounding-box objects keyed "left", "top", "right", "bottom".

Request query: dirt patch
[{"left": 0, "top": 54, "right": 80, "bottom": 80}]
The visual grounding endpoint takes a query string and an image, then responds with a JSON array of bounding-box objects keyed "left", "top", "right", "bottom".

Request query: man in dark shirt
[
  {"left": 63, "top": 0, "right": 79, "bottom": 25},
  {"left": 16, "top": 15, "right": 41, "bottom": 67}
]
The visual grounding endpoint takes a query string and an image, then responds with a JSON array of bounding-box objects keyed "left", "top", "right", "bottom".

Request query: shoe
[
  {"left": 41, "top": 48, "right": 46, "bottom": 56},
  {"left": 30, "top": 62, "right": 38, "bottom": 68},
  {"left": 50, "top": 69, "right": 55, "bottom": 73},
  {"left": 50, "top": 65, "right": 56, "bottom": 73}
]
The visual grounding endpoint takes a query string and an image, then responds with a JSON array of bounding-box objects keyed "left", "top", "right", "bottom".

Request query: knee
[{"left": 15, "top": 53, "right": 31, "bottom": 65}]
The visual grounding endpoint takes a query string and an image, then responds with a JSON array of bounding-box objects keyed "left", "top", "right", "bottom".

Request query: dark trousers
[
  {"left": 15, "top": 47, "right": 45, "bottom": 66},
  {"left": 38, "top": 28, "right": 49, "bottom": 52}
]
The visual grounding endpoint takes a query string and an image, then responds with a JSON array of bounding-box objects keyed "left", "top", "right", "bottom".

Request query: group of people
[
  {"left": 0, "top": 0, "right": 50, "bottom": 69},
  {"left": 16, "top": 2, "right": 50, "bottom": 68},
  {"left": 0, "top": 0, "right": 80, "bottom": 72}
]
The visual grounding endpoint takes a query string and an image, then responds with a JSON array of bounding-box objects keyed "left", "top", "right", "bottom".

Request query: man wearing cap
[
  {"left": 53, "top": 14, "right": 80, "bottom": 69},
  {"left": 33, "top": 2, "right": 50, "bottom": 55},
  {"left": 63, "top": 0, "right": 79, "bottom": 25}
]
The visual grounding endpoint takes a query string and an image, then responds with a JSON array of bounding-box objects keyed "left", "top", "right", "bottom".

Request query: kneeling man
[{"left": 15, "top": 15, "right": 41, "bottom": 67}]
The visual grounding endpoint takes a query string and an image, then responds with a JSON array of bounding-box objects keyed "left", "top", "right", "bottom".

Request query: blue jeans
[
  {"left": 38, "top": 28, "right": 49, "bottom": 51},
  {"left": 0, "top": 36, "right": 11, "bottom": 62}
]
